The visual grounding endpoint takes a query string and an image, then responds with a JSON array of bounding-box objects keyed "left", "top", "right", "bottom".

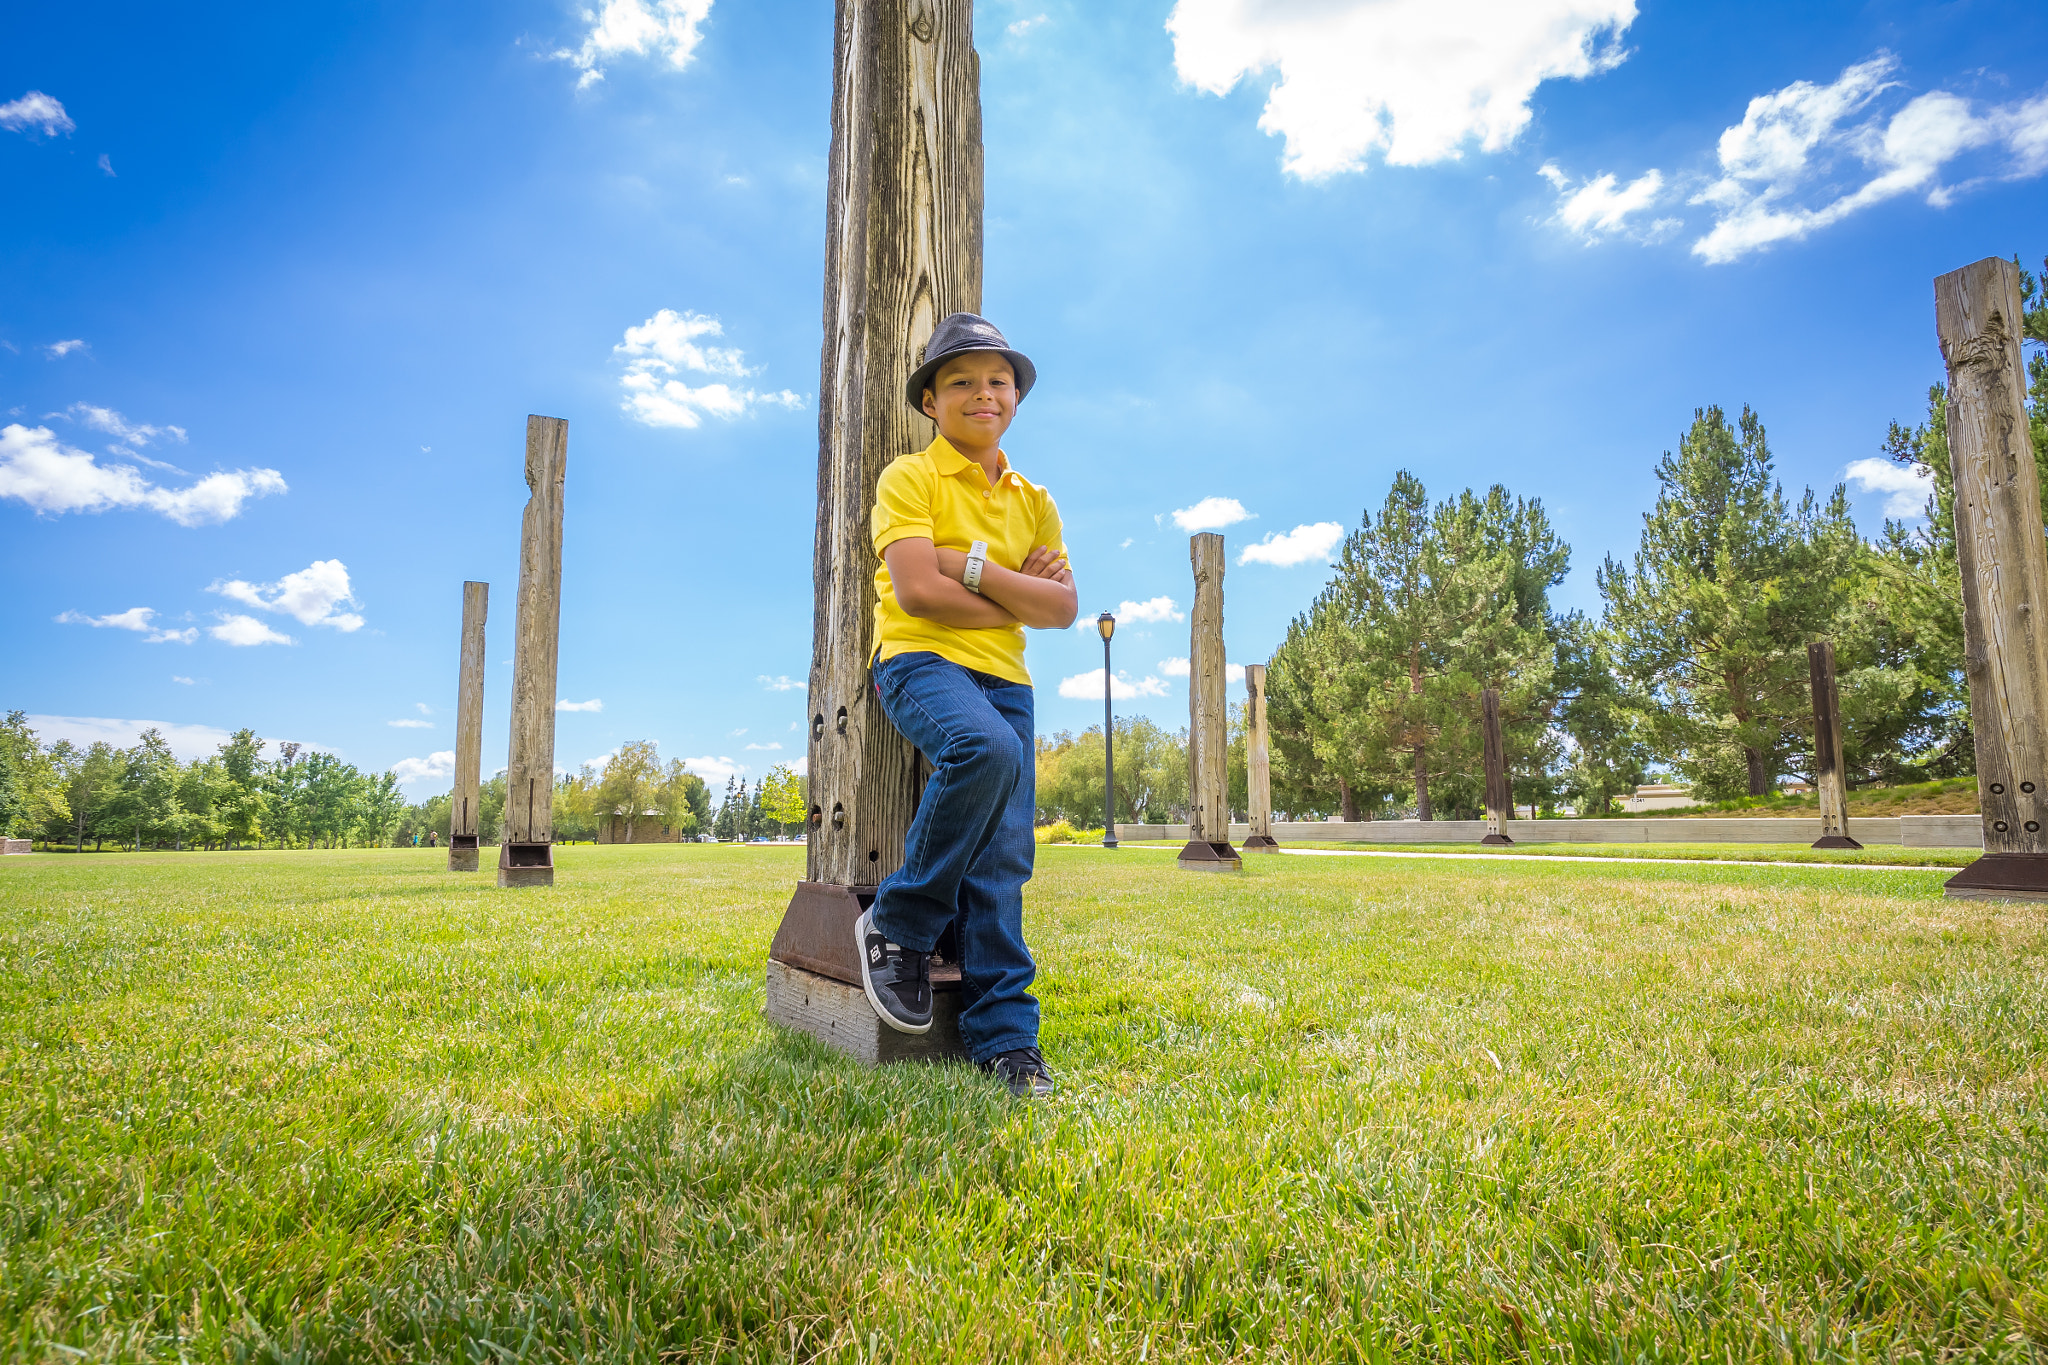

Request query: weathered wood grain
[
  {"left": 501, "top": 416, "right": 566, "bottom": 887},
  {"left": 1188, "top": 534, "right": 1229, "bottom": 840},
  {"left": 1243, "top": 663, "right": 1277, "bottom": 850},
  {"left": 765, "top": 959, "right": 968, "bottom": 1065},
  {"left": 1480, "top": 687, "right": 1513, "bottom": 846},
  {"left": 450, "top": 580, "right": 487, "bottom": 872},
  {"left": 806, "top": 0, "right": 983, "bottom": 890},
  {"left": 1935, "top": 258, "right": 2048, "bottom": 893},
  {"left": 1807, "top": 641, "right": 1862, "bottom": 850}
]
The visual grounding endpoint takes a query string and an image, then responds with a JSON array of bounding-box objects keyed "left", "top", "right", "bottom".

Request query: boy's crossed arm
[{"left": 883, "top": 538, "right": 1077, "bottom": 630}]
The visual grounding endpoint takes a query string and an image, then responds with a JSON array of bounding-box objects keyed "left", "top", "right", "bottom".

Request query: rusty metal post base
[
  {"left": 1944, "top": 853, "right": 2048, "bottom": 902},
  {"left": 1241, "top": 834, "right": 1280, "bottom": 852},
  {"left": 448, "top": 834, "right": 480, "bottom": 872},
  {"left": 766, "top": 882, "right": 967, "bottom": 1064},
  {"left": 1176, "top": 839, "right": 1242, "bottom": 872},
  {"left": 497, "top": 841, "right": 554, "bottom": 888},
  {"left": 1811, "top": 834, "right": 1864, "bottom": 850}
]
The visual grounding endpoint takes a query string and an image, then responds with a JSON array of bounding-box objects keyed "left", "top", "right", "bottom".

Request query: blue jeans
[{"left": 871, "top": 651, "right": 1039, "bottom": 1063}]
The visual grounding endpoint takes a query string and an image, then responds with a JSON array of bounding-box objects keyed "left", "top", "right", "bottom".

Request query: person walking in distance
[{"left": 856, "top": 313, "right": 1077, "bottom": 1098}]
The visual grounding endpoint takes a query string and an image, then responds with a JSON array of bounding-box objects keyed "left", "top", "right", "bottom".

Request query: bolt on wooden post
[
  {"left": 449, "top": 580, "right": 488, "bottom": 871},
  {"left": 499, "top": 416, "right": 566, "bottom": 889},
  {"left": 1806, "top": 641, "right": 1862, "bottom": 850},
  {"left": 765, "top": 0, "right": 983, "bottom": 1059},
  {"left": 1242, "top": 663, "right": 1278, "bottom": 851},
  {"left": 1480, "top": 687, "right": 1513, "bottom": 846},
  {"left": 1934, "top": 258, "right": 2048, "bottom": 900},
  {"left": 1179, "top": 533, "right": 1242, "bottom": 872}
]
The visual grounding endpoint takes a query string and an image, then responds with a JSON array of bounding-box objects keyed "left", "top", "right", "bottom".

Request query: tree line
[{"left": 0, "top": 717, "right": 808, "bottom": 849}]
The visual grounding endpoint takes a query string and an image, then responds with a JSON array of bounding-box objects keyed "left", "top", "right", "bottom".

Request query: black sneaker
[
  {"left": 856, "top": 908, "right": 932, "bottom": 1034},
  {"left": 981, "top": 1047, "right": 1055, "bottom": 1098}
]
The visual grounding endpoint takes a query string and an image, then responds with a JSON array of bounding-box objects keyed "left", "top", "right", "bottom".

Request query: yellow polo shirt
[{"left": 871, "top": 435, "right": 1066, "bottom": 686}]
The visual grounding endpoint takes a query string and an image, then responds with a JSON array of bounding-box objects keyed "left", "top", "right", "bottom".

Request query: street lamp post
[{"left": 1098, "top": 611, "right": 1118, "bottom": 849}]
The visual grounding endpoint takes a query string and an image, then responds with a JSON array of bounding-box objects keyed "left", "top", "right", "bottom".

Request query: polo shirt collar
[{"left": 929, "top": 435, "right": 1010, "bottom": 482}]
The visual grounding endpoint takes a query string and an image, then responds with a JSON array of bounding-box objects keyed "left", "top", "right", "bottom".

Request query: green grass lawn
[
  {"left": 3, "top": 845, "right": 2045, "bottom": 1361},
  {"left": 1258, "top": 841, "right": 1984, "bottom": 868}
]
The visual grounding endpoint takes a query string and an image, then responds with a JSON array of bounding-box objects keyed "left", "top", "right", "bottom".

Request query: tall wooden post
[
  {"left": 764, "top": 0, "right": 982, "bottom": 1058},
  {"left": 1480, "top": 687, "right": 1513, "bottom": 846},
  {"left": 1807, "top": 641, "right": 1861, "bottom": 850},
  {"left": 1179, "top": 533, "right": 1241, "bottom": 871},
  {"left": 1936, "top": 258, "right": 2048, "bottom": 900},
  {"left": 498, "top": 416, "right": 566, "bottom": 889},
  {"left": 449, "top": 580, "right": 488, "bottom": 871},
  {"left": 1242, "top": 663, "right": 1278, "bottom": 851}
]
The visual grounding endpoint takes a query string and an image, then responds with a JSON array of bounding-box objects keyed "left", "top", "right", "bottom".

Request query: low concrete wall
[
  {"left": 0, "top": 838, "right": 31, "bottom": 855},
  {"left": 1113, "top": 815, "right": 1984, "bottom": 849}
]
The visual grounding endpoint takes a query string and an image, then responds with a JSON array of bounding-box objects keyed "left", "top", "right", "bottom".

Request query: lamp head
[{"left": 1096, "top": 611, "right": 1115, "bottom": 642}]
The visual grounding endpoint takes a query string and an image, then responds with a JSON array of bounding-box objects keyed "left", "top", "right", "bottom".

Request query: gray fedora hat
[{"left": 905, "top": 312, "right": 1037, "bottom": 410}]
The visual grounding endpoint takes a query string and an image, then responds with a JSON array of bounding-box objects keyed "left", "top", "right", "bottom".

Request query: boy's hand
[{"left": 1020, "top": 544, "right": 1072, "bottom": 585}]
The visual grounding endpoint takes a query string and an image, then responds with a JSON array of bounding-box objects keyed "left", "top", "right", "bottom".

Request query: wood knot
[
  {"left": 908, "top": 0, "right": 935, "bottom": 42},
  {"left": 1943, "top": 317, "right": 2010, "bottom": 373}
]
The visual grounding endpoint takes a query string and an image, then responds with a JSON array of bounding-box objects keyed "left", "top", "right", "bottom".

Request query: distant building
[
  {"left": 1624, "top": 783, "right": 1696, "bottom": 812},
  {"left": 597, "top": 810, "right": 686, "bottom": 844}
]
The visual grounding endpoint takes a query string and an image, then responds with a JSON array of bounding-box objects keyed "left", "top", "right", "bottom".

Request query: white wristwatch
[{"left": 962, "top": 540, "right": 989, "bottom": 595}]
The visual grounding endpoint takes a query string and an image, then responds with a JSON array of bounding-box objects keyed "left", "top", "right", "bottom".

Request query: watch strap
[{"left": 963, "top": 540, "right": 989, "bottom": 594}]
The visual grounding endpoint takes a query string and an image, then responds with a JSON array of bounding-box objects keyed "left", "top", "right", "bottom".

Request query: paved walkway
[{"left": 1078, "top": 842, "right": 1955, "bottom": 874}]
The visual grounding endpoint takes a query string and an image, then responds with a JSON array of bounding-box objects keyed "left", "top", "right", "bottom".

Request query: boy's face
[{"left": 921, "top": 351, "right": 1017, "bottom": 447}]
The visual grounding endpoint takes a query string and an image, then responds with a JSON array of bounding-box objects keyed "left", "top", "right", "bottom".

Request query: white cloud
[
  {"left": 391, "top": 751, "right": 455, "bottom": 786},
  {"left": 1008, "top": 14, "right": 1047, "bottom": 37},
  {"left": 0, "top": 91, "right": 74, "bottom": 137},
  {"left": 1845, "top": 457, "right": 1934, "bottom": 518},
  {"left": 388, "top": 718, "right": 434, "bottom": 728},
  {"left": 614, "top": 309, "right": 804, "bottom": 429},
  {"left": 1238, "top": 521, "right": 1345, "bottom": 566},
  {"left": 208, "top": 560, "right": 362, "bottom": 631},
  {"left": 1167, "top": 0, "right": 1636, "bottom": 178},
  {"left": 415, "top": 702, "right": 431, "bottom": 715},
  {"left": 1156, "top": 657, "right": 1246, "bottom": 684},
  {"left": 1537, "top": 162, "right": 1676, "bottom": 241},
  {"left": 682, "top": 754, "right": 746, "bottom": 784},
  {"left": 758, "top": 674, "right": 803, "bottom": 691},
  {"left": 1084, "top": 595, "right": 1185, "bottom": 631},
  {"left": 1058, "top": 669, "right": 1172, "bottom": 701},
  {"left": 97, "top": 153, "right": 114, "bottom": 176},
  {"left": 556, "top": 0, "right": 712, "bottom": 88},
  {"left": 54, "top": 606, "right": 197, "bottom": 644},
  {"left": 0, "top": 423, "right": 285, "bottom": 525},
  {"left": 171, "top": 675, "right": 195, "bottom": 685},
  {"left": 18, "top": 715, "right": 318, "bottom": 764},
  {"left": 57, "top": 403, "right": 190, "bottom": 473},
  {"left": 1170, "top": 496, "right": 1253, "bottom": 532},
  {"left": 209, "top": 614, "right": 294, "bottom": 647},
  {"left": 1690, "top": 55, "right": 2048, "bottom": 264},
  {"left": 556, "top": 698, "right": 604, "bottom": 712},
  {"left": 44, "top": 340, "right": 86, "bottom": 358},
  {"left": 744, "top": 741, "right": 783, "bottom": 751},
  {"left": 1119, "top": 537, "right": 1134, "bottom": 549}
]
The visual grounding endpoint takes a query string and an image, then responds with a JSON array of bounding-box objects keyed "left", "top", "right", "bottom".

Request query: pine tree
[{"left": 1599, "top": 405, "right": 1860, "bottom": 799}]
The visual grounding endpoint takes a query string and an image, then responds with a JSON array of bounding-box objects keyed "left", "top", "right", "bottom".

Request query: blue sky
[{"left": 4, "top": 0, "right": 2046, "bottom": 795}]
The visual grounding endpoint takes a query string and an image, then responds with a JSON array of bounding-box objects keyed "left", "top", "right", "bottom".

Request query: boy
[{"left": 857, "top": 312, "right": 1077, "bottom": 1098}]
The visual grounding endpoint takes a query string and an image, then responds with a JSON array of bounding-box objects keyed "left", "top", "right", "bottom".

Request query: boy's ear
[{"left": 920, "top": 387, "right": 938, "bottom": 419}]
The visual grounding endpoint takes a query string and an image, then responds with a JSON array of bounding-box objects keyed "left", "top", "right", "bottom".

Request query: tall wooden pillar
[
  {"left": 766, "top": 0, "right": 982, "bottom": 1058},
  {"left": 499, "top": 416, "right": 566, "bottom": 889},
  {"left": 1242, "top": 663, "right": 1278, "bottom": 851},
  {"left": 1936, "top": 259, "right": 2048, "bottom": 900},
  {"left": 1807, "top": 641, "right": 1861, "bottom": 850},
  {"left": 449, "top": 580, "right": 488, "bottom": 871},
  {"left": 1179, "top": 533, "right": 1241, "bottom": 871},
  {"left": 1480, "top": 687, "right": 1513, "bottom": 846}
]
